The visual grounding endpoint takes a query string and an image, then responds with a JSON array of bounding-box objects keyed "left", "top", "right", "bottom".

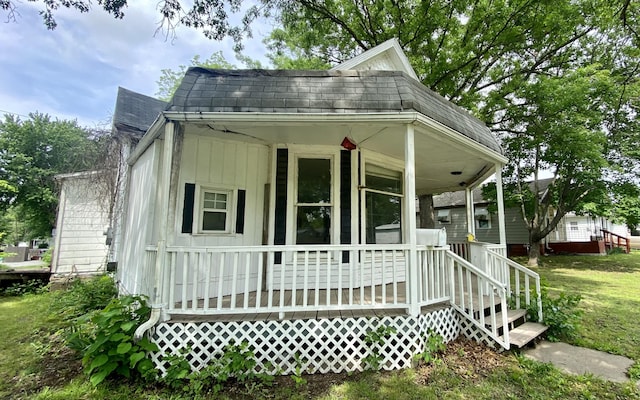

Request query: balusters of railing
[
  {"left": 216, "top": 252, "right": 225, "bottom": 310},
  {"left": 392, "top": 250, "right": 398, "bottom": 304},
  {"left": 291, "top": 252, "right": 298, "bottom": 308},
  {"left": 267, "top": 251, "right": 274, "bottom": 309},
  {"left": 256, "top": 252, "right": 263, "bottom": 310}
]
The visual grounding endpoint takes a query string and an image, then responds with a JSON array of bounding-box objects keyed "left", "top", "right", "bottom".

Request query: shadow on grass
[{"left": 513, "top": 253, "right": 640, "bottom": 274}]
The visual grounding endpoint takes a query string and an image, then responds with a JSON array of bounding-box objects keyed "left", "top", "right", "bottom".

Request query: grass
[
  {"left": 531, "top": 251, "right": 640, "bottom": 361},
  {"left": 1, "top": 254, "right": 639, "bottom": 399}
]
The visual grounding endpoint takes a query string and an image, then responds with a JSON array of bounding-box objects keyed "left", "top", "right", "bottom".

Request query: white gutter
[{"left": 134, "top": 307, "right": 161, "bottom": 340}]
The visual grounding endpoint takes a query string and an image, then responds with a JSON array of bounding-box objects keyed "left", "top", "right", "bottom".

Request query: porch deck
[{"left": 170, "top": 280, "right": 499, "bottom": 322}]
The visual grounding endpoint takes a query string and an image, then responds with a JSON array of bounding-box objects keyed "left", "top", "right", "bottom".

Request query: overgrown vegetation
[
  {"left": 49, "top": 275, "right": 118, "bottom": 324},
  {"left": 160, "top": 341, "right": 274, "bottom": 397},
  {"left": 414, "top": 330, "right": 447, "bottom": 366},
  {"left": 517, "top": 285, "right": 583, "bottom": 342},
  {"left": 362, "top": 323, "right": 397, "bottom": 371},
  {"left": 0, "top": 279, "right": 48, "bottom": 296},
  {"left": 67, "top": 294, "right": 158, "bottom": 386}
]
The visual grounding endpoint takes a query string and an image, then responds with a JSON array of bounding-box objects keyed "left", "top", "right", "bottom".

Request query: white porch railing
[
  {"left": 486, "top": 249, "right": 543, "bottom": 322},
  {"left": 141, "top": 242, "right": 544, "bottom": 350},
  {"left": 445, "top": 249, "right": 510, "bottom": 349},
  {"left": 144, "top": 244, "right": 461, "bottom": 317},
  {"left": 448, "top": 242, "right": 470, "bottom": 261}
]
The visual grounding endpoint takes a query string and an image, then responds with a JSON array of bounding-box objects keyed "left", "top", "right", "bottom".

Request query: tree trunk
[
  {"left": 418, "top": 194, "right": 435, "bottom": 228},
  {"left": 528, "top": 239, "right": 541, "bottom": 267}
]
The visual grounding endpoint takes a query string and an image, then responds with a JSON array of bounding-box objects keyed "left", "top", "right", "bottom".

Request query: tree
[
  {"left": 0, "top": 113, "right": 100, "bottom": 239},
  {"left": 156, "top": 51, "right": 236, "bottom": 101},
  {"left": 4, "top": 0, "right": 638, "bottom": 50},
  {"left": 265, "top": 0, "right": 640, "bottom": 265}
]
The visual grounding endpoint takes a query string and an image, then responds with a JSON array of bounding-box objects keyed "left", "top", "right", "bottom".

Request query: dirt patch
[{"left": 415, "top": 338, "right": 510, "bottom": 385}]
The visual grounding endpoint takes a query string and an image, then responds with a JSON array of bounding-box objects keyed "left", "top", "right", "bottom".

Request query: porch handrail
[
  {"left": 600, "top": 229, "right": 630, "bottom": 254},
  {"left": 486, "top": 249, "right": 543, "bottom": 323},
  {"left": 445, "top": 249, "right": 510, "bottom": 349}
]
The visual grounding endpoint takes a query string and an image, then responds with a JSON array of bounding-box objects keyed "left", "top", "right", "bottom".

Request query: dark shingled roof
[
  {"left": 167, "top": 68, "right": 502, "bottom": 154},
  {"left": 433, "top": 178, "right": 555, "bottom": 208},
  {"left": 113, "top": 87, "right": 167, "bottom": 138}
]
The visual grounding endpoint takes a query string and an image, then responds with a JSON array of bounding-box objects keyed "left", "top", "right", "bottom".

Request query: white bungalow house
[{"left": 114, "top": 39, "right": 545, "bottom": 375}]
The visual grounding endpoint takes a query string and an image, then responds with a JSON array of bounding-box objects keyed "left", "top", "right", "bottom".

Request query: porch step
[
  {"left": 486, "top": 309, "right": 527, "bottom": 329},
  {"left": 505, "top": 322, "right": 548, "bottom": 348}
]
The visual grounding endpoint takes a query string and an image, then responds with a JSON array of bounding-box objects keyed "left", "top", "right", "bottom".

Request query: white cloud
[{"left": 0, "top": 0, "right": 271, "bottom": 127}]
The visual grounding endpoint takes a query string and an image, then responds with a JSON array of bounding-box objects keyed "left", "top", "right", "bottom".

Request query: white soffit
[{"left": 330, "top": 38, "right": 420, "bottom": 81}]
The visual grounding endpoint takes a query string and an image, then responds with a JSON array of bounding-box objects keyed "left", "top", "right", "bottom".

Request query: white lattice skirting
[{"left": 150, "top": 307, "right": 461, "bottom": 375}]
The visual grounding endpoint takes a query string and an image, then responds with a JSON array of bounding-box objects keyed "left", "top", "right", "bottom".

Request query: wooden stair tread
[
  {"left": 506, "top": 322, "right": 548, "bottom": 348},
  {"left": 486, "top": 309, "right": 527, "bottom": 328}
]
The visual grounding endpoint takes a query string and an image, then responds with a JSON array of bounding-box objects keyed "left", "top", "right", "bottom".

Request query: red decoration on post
[{"left": 341, "top": 137, "right": 357, "bottom": 150}]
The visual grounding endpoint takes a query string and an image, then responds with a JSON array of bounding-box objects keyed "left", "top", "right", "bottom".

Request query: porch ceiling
[{"left": 184, "top": 119, "right": 496, "bottom": 194}]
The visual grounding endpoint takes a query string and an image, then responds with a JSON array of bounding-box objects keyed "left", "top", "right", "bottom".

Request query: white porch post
[
  {"left": 404, "top": 124, "right": 420, "bottom": 316},
  {"left": 465, "top": 187, "right": 476, "bottom": 238},
  {"left": 155, "top": 122, "right": 176, "bottom": 307},
  {"left": 495, "top": 163, "right": 507, "bottom": 246}
]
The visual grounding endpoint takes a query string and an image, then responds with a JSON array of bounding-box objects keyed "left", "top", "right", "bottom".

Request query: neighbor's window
[
  {"left": 437, "top": 209, "right": 451, "bottom": 224},
  {"left": 475, "top": 207, "right": 491, "bottom": 229},
  {"left": 200, "top": 189, "right": 231, "bottom": 232},
  {"left": 570, "top": 221, "right": 579, "bottom": 231}
]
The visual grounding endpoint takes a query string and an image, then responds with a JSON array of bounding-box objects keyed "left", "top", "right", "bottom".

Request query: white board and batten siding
[
  {"left": 119, "top": 141, "right": 162, "bottom": 296},
  {"left": 171, "top": 135, "right": 270, "bottom": 299},
  {"left": 52, "top": 174, "right": 110, "bottom": 276}
]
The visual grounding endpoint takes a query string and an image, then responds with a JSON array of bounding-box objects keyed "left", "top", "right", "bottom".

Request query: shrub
[
  {"left": 0, "top": 279, "right": 48, "bottom": 296},
  {"left": 49, "top": 275, "right": 117, "bottom": 324},
  {"left": 524, "top": 286, "right": 582, "bottom": 342},
  {"left": 41, "top": 248, "right": 53, "bottom": 264},
  {"left": 67, "top": 294, "right": 158, "bottom": 386}
]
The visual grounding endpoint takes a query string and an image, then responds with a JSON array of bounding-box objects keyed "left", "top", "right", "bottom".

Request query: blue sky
[{"left": 0, "top": 1, "right": 270, "bottom": 128}]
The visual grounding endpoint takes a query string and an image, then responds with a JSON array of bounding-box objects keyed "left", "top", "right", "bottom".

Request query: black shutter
[
  {"left": 340, "top": 150, "right": 351, "bottom": 261},
  {"left": 235, "top": 189, "right": 246, "bottom": 234},
  {"left": 181, "top": 183, "right": 195, "bottom": 233},
  {"left": 274, "top": 149, "right": 288, "bottom": 263}
]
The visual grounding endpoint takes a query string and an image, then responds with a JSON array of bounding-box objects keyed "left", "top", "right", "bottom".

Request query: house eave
[{"left": 128, "top": 111, "right": 506, "bottom": 171}]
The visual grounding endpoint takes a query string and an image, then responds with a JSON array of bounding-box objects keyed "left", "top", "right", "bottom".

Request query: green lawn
[
  {"left": 531, "top": 251, "right": 640, "bottom": 361},
  {"left": 1, "top": 252, "right": 639, "bottom": 399}
]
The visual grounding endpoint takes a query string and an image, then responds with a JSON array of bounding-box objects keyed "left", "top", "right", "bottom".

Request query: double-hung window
[{"left": 200, "top": 189, "right": 232, "bottom": 233}]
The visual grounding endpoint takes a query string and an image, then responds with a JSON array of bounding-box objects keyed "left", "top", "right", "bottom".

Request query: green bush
[
  {"left": 67, "top": 294, "right": 158, "bottom": 386},
  {"left": 524, "top": 286, "right": 582, "bottom": 342},
  {"left": 0, "top": 279, "right": 48, "bottom": 296},
  {"left": 41, "top": 248, "right": 53, "bottom": 264},
  {"left": 49, "top": 275, "right": 118, "bottom": 324}
]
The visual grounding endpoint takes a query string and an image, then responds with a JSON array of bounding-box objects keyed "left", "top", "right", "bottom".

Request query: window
[
  {"left": 475, "top": 207, "right": 491, "bottom": 229},
  {"left": 364, "top": 163, "right": 403, "bottom": 244},
  {"left": 200, "top": 189, "right": 232, "bottom": 232},
  {"left": 570, "top": 221, "right": 579, "bottom": 231},
  {"left": 437, "top": 209, "right": 451, "bottom": 224}
]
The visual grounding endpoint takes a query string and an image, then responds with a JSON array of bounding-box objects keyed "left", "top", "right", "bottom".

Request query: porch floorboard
[{"left": 169, "top": 282, "right": 421, "bottom": 322}]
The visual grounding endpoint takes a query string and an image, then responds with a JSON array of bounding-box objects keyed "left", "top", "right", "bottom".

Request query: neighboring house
[
  {"left": 51, "top": 171, "right": 111, "bottom": 276},
  {"left": 109, "top": 39, "right": 545, "bottom": 375},
  {"left": 51, "top": 88, "right": 167, "bottom": 277},
  {"left": 433, "top": 184, "right": 630, "bottom": 255}
]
